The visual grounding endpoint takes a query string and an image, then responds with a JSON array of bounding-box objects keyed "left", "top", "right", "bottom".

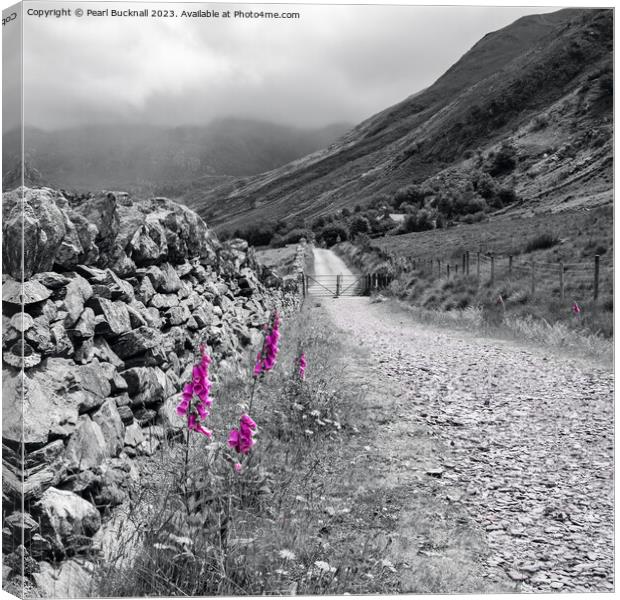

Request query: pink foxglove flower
[
  {"left": 176, "top": 344, "right": 213, "bottom": 437},
  {"left": 572, "top": 301, "right": 581, "bottom": 316},
  {"left": 254, "top": 311, "right": 281, "bottom": 377},
  {"left": 228, "top": 414, "right": 258, "bottom": 455},
  {"left": 234, "top": 462, "right": 242, "bottom": 473},
  {"left": 298, "top": 352, "right": 307, "bottom": 381}
]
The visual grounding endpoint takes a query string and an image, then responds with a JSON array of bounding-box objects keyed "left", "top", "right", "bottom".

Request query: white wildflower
[
  {"left": 314, "top": 560, "right": 336, "bottom": 573},
  {"left": 153, "top": 543, "right": 176, "bottom": 551},
  {"left": 279, "top": 549, "right": 296, "bottom": 561},
  {"left": 381, "top": 558, "right": 396, "bottom": 572}
]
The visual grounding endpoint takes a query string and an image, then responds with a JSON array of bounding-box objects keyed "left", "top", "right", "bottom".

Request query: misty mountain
[
  {"left": 183, "top": 9, "right": 612, "bottom": 230},
  {"left": 2, "top": 119, "right": 352, "bottom": 193}
]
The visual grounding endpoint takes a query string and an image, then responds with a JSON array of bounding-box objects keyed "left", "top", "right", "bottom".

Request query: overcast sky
[{"left": 11, "top": 2, "right": 560, "bottom": 131}]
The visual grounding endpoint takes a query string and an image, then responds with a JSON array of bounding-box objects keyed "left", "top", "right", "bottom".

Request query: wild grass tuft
[{"left": 523, "top": 232, "right": 560, "bottom": 253}]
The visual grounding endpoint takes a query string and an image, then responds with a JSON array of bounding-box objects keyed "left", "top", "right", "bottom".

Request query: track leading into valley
[{"left": 307, "top": 248, "right": 614, "bottom": 593}]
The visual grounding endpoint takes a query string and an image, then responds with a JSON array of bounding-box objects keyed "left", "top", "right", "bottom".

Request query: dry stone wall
[{"left": 1, "top": 187, "right": 299, "bottom": 579}]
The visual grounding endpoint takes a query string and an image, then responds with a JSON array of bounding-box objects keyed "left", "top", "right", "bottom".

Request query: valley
[
  {"left": 182, "top": 9, "right": 611, "bottom": 235},
  {"left": 2, "top": 5, "right": 614, "bottom": 598}
]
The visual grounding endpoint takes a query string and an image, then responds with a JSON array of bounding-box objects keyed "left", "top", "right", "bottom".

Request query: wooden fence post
[
  {"left": 301, "top": 273, "right": 306, "bottom": 298},
  {"left": 466, "top": 251, "right": 470, "bottom": 276},
  {"left": 559, "top": 262, "right": 564, "bottom": 300},
  {"left": 447, "top": 264, "right": 451, "bottom": 278},
  {"left": 437, "top": 258, "right": 441, "bottom": 275},
  {"left": 462, "top": 253, "right": 466, "bottom": 273},
  {"left": 508, "top": 255, "right": 513, "bottom": 277},
  {"left": 455, "top": 265, "right": 459, "bottom": 276},
  {"left": 476, "top": 252, "right": 481, "bottom": 284},
  {"left": 490, "top": 254, "right": 495, "bottom": 284},
  {"left": 531, "top": 261, "right": 536, "bottom": 296},
  {"left": 336, "top": 274, "right": 341, "bottom": 297},
  {"left": 593, "top": 255, "right": 600, "bottom": 301}
]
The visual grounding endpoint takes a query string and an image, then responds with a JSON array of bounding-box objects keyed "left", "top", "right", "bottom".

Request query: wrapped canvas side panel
[{"left": 2, "top": 2, "right": 26, "bottom": 598}]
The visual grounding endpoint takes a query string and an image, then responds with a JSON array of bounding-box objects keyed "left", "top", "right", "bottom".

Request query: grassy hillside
[
  {"left": 335, "top": 204, "right": 613, "bottom": 343},
  {"left": 185, "top": 9, "right": 612, "bottom": 231}
]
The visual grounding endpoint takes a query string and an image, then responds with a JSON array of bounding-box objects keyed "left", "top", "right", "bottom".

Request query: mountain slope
[
  {"left": 1, "top": 119, "right": 351, "bottom": 193},
  {"left": 184, "top": 8, "right": 612, "bottom": 230}
]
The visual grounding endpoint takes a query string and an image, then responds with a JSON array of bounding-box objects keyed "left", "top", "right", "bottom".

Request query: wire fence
[{"left": 376, "top": 249, "right": 612, "bottom": 305}]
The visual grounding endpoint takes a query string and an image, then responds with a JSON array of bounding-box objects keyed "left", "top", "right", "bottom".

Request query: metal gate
[
  {"left": 305, "top": 274, "right": 367, "bottom": 297},
  {"left": 300, "top": 273, "right": 393, "bottom": 298}
]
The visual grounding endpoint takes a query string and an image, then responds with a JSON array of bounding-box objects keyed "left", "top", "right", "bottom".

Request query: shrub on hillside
[
  {"left": 455, "top": 194, "right": 487, "bottom": 215},
  {"left": 355, "top": 233, "right": 372, "bottom": 250},
  {"left": 399, "top": 209, "right": 435, "bottom": 233},
  {"left": 496, "top": 187, "right": 519, "bottom": 207},
  {"left": 369, "top": 193, "right": 392, "bottom": 211},
  {"left": 488, "top": 142, "right": 517, "bottom": 176},
  {"left": 317, "top": 224, "right": 349, "bottom": 247},
  {"left": 272, "top": 228, "right": 313, "bottom": 247},
  {"left": 473, "top": 172, "right": 497, "bottom": 200},
  {"left": 399, "top": 202, "right": 417, "bottom": 214},
  {"left": 524, "top": 232, "right": 560, "bottom": 253},
  {"left": 392, "top": 184, "right": 426, "bottom": 209},
  {"left": 350, "top": 215, "right": 371, "bottom": 237},
  {"left": 436, "top": 193, "right": 455, "bottom": 219},
  {"left": 462, "top": 211, "right": 487, "bottom": 224},
  {"left": 370, "top": 216, "right": 397, "bottom": 236},
  {"left": 311, "top": 216, "right": 327, "bottom": 231},
  {"left": 415, "top": 209, "right": 433, "bottom": 231},
  {"left": 233, "top": 222, "right": 276, "bottom": 246}
]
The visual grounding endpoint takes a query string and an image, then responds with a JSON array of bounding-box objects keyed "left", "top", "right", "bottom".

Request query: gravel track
[{"left": 310, "top": 249, "right": 614, "bottom": 593}]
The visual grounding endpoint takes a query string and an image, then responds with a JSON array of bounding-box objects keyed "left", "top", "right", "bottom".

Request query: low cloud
[{"left": 21, "top": 2, "right": 557, "bottom": 129}]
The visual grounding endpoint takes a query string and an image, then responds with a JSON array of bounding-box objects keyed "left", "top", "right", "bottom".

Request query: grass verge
[
  {"left": 385, "top": 297, "right": 612, "bottom": 365},
  {"left": 93, "top": 303, "right": 395, "bottom": 596},
  {"left": 336, "top": 241, "right": 612, "bottom": 363}
]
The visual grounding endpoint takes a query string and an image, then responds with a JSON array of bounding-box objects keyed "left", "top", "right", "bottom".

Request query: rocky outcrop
[{"left": 1, "top": 187, "right": 301, "bottom": 588}]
